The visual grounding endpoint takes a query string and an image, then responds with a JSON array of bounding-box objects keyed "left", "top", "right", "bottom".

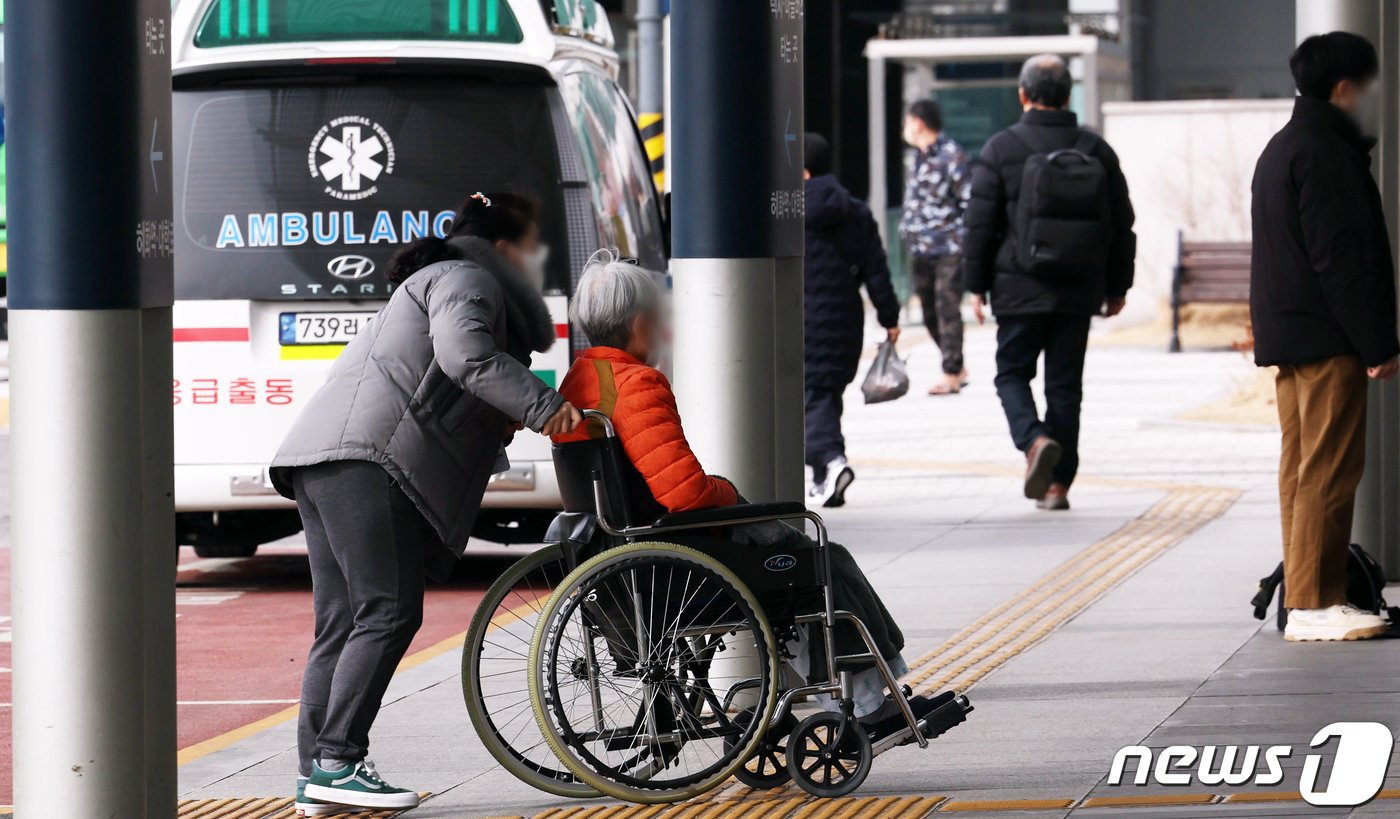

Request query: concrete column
[
  {"left": 670, "top": 0, "right": 804, "bottom": 502},
  {"left": 6, "top": 0, "right": 176, "bottom": 814},
  {"left": 1296, "top": 0, "right": 1400, "bottom": 578}
]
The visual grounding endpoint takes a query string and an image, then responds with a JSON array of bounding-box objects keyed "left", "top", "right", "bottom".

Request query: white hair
[{"left": 569, "top": 248, "right": 662, "bottom": 348}]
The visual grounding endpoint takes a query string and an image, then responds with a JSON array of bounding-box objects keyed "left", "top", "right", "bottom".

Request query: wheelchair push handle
[{"left": 579, "top": 408, "right": 617, "bottom": 438}]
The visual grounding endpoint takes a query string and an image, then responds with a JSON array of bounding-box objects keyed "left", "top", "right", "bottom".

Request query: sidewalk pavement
[{"left": 178, "top": 322, "right": 1400, "bottom": 818}]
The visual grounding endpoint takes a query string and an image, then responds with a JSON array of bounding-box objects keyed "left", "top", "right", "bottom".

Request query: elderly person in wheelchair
[{"left": 525, "top": 251, "right": 971, "bottom": 801}]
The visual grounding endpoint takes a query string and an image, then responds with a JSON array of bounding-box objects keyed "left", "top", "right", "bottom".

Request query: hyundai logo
[
  {"left": 764, "top": 554, "right": 797, "bottom": 572},
  {"left": 327, "top": 254, "right": 376, "bottom": 280}
]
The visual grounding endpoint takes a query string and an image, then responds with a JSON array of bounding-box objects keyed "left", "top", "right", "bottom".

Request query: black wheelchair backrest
[{"left": 551, "top": 410, "right": 664, "bottom": 528}]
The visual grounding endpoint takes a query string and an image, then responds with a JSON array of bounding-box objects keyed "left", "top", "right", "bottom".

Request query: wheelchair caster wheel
[
  {"left": 729, "top": 708, "right": 796, "bottom": 790},
  {"left": 786, "top": 711, "right": 872, "bottom": 797}
]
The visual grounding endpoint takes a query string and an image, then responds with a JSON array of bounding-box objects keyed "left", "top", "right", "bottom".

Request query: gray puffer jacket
[{"left": 270, "top": 236, "right": 563, "bottom": 554}]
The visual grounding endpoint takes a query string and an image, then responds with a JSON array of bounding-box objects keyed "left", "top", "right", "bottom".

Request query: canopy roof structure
[{"left": 865, "top": 33, "right": 1130, "bottom": 234}]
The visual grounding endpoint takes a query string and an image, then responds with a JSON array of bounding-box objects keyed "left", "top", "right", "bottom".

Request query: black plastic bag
[{"left": 860, "top": 340, "right": 909, "bottom": 404}]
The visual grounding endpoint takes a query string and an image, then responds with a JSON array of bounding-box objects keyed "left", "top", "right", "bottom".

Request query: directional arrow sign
[
  {"left": 784, "top": 108, "right": 797, "bottom": 166},
  {"left": 149, "top": 119, "right": 165, "bottom": 192}
]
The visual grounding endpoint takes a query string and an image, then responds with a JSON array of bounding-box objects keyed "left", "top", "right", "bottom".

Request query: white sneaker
[
  {"left": 808, "top": 456, "right": 855, "bottom": 508},
  {"left": 1284, "top": 605, "right": 1388, "bottom": 642},
  {"left": 296, "top": 776, "right": 364, "bottom": 816}
]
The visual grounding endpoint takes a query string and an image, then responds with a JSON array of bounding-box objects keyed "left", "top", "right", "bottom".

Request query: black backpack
[
  {"left": 1251, "top": 543, "right": 1399, "bottom": 631},
  {"left": 1008, "top": 124, "right": 1112, "bottom": 280}
]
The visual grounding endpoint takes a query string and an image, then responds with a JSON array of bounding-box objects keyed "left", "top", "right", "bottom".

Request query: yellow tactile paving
[
  {"left": 937, "top": 798, "right": 1076, "bottom": 812},
  {"left": 178, "top": 797, "right": 293, "bottom": 818},
  {"left": 610, "top": 783, "right": 1394, "bottom": 816},
  {"left": 904, "top": 487, "right": 1238, "bottom": 697},
  {"left": 1219, "top": 791, "right": 1302, "bottom": 803},
  {"left": 788, "top": 797, "right": 852, "bottom": 819},
  {"left": 531, "top": 797, "right": 953, "bottom": 819},
  {"left": 1080, "top": 793, "right": 1219, "bottom": 808}
]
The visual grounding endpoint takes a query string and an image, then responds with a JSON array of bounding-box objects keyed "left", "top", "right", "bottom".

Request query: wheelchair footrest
[
  {"left": 870, "top": 693, "right": 973, "bottom": 756},
  {"left": 920, "top": 694, "right": 973, "bottom": 741}
]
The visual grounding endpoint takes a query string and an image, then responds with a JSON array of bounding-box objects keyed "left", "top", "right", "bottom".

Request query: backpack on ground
[
  {"left": 1251, "top": 543, "right": 1399, "bottom": 631},
  {"left": 1008, "top": 124, "right": 1112, "bottom": 280}
]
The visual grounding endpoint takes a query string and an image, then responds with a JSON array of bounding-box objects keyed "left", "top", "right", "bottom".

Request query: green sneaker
[
  {"left": 304, "top": 759, "right": 420, "bottom": 810},
  {"left": 296, "top": 775, "right": 365, "bottom": 816}
]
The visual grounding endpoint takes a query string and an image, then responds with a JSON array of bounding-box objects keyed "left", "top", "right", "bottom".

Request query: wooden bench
[{"left": 1170, "top": 231, "right": 1251, "bottom": 352}]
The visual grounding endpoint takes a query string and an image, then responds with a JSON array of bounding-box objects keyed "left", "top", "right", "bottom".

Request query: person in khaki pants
[
  {"left": 1252, "top": 32, "right": 1398, "bottom": 642},
  {"left": 1275, "top": 359, "right": 1367, "bottom": 612}
]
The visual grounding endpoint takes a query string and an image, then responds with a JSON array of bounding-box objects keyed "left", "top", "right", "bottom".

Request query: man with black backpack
[{"left": 963, "top": 54, "right": 1136, "bottom": 512}]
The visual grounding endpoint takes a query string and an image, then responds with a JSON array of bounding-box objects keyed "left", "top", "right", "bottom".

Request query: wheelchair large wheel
[
  {"left": 462, "top": 545, "right": 598, "bottom": 798},
  {"left": 528, "top": 542, "right": 780, "bottom": 804}
]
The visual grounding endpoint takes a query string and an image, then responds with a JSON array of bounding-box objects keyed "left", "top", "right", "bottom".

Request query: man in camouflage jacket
[{"left": 899, "top": 99, "right": 972, "bottom": 395}]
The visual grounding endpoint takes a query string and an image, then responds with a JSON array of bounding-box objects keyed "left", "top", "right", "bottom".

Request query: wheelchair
[{"left": 463, "top": 410, "right": 971, "bottom": 804}]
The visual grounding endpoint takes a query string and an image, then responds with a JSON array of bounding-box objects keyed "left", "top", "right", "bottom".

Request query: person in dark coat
[
  {"left": 962, "top": 55, "right": 1135, "bottom": 512},
  {"left": 1251, "top": 32, "right": 1397, "bottom": 643},
  {"left": 802, "top": 133, "right": 902, "bottom": 507}
]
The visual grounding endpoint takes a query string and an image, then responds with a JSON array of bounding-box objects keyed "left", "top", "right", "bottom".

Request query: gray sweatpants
[{"left": 291, "top": 460, "right": 432, "bottom": 776}]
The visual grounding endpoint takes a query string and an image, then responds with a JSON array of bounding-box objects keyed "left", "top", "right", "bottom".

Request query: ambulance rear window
[
  {"left": 195, "top": 0, "right": 524, "bottom": 48},
  {"left": 173, "top": 74, "right": 569, "bottom": 301}
]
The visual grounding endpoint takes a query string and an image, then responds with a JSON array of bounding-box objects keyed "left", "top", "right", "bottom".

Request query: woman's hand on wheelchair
[{"left": 541, "top": 402, "right": 584, "bottom": 436}]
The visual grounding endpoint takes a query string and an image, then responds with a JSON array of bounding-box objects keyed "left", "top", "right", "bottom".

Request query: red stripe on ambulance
[{"left": 173, "top": 328, "right": 251, "bottom": 342}]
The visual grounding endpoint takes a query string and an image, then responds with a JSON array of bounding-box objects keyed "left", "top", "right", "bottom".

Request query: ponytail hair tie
[{"left": 470, "top": 192, "right": 493, "bottom": 207}]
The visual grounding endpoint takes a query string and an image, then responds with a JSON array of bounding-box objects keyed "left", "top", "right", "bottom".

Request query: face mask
[
  {"left": 1351, "top": 85, "right": 1382, "bottom": 137},
  {"left": 902, "top": 122, "right": 919, "bottom": 147},
  {"left": 519, "top": 244, "right": 549, "bottom": 291}
]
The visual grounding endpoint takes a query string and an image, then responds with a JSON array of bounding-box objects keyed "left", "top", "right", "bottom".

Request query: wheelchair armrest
[{"left": 651, "top": 501, "right": 809, "bottom": 529}]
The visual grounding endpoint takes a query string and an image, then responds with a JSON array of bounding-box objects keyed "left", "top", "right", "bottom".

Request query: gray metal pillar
[
  {"left": 637, "top": 0, "right": 666, "bottom": 190},
  {"left": 868, "top": 55, "right": 888, "bottom": 241},
  {"left": 773, "top": 256, "right": 806, "bottom": 503},
  {"left": 142, "top": 304, "right": 178, "bottom": 814},
  {"left": 637, "top": 0, "right": 664, "bottom": 116},
  {"left": 7, "top": 0, "right": 176, "bottom": 815},
  {"left": 1378, "top": 0, "right": 1400, "bottom": 582},
  {"left": 1081, "top": 51, "right": 1102, "bottom": 128},
  {"left": 670, "top": 0, "right": 804, "bottom": 503},
  {"left": 1297, "top": 0, "right": 1400, "bottom": 579}
]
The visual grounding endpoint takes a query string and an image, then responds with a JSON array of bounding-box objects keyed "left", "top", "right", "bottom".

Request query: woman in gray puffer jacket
[{"left": 268, "top": 193, "right": 581, "bottom": 812}]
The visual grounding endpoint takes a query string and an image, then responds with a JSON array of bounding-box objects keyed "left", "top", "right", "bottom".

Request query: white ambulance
[{"left": 170, "top": 0, "right": 666, "bottom": 556}]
